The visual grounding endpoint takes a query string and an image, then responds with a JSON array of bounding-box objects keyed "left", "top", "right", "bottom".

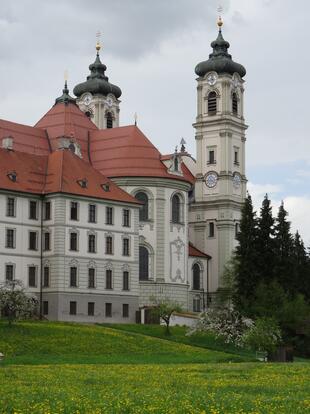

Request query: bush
[
  {"left": 0, "top": 280, "right": 38, "bottom": 325},
  {"left": 242, "top": 317, "right": 282, "bottom": 355},
  {"left": 189, "top": 307, "right": 253, "bottom": 347}
]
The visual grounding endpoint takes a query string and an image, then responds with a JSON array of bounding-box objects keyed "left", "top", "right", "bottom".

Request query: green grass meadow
[{"left": 0, "top": 321, "right": 309, "bottom": 413}]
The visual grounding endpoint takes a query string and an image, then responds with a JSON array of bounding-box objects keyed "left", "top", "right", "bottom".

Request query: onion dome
[
  {"left": 55, "top": 81, "right": 76, "bottom": 105},
  {"left": 73, "top": 43, "right": 122, "bottom": 99},
  {"left": 195, "top": 17, "right": 246, "bottom": 78}
]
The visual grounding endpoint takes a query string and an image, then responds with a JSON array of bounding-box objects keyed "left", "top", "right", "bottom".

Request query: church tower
[
  {"left": 73, "top": 40, "right": 122, "bottom": 129},
  {"left": 189, "top": 17, "right": 247, "bottom": 295}
]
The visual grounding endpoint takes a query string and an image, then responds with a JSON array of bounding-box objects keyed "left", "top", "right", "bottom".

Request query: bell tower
[
  {"left": 189, "top": 16, "right": 248, "bottom": 294},
  {"left": 73, "top": 39, "right": 122, "bottom": 130}
]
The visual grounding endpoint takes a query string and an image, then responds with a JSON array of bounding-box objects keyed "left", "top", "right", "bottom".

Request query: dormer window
[
  {"left": 106, "top": 112, "right": 113, "bottom": 129},
  {"left": 102, "top": 183, "right": 110, "bottom": 192},
  {"left": 7, "top": 171, "right": 17, "bottom": 182},
  {"left": 208, "top": 91, "right": 217, "bottom": 115},
  {"left": 232, "top": 93, "right": 238, "bottom": 115},
  {"left": 77, "top": 179, "right": 88, "bottom": 188}
]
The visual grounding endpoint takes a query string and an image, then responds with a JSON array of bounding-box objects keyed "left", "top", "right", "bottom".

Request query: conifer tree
[
  {"left": 293, "top": 231, "right": 310, "bottom": 301},
  {"left": 274, "top": 202, "right": 295, "bottom": 296},
  {"left": 233, "top": 193, "right": 259, "bottom": 315},
  {"left": 256, "top": 194, "right": 276, "bottom": 281}
]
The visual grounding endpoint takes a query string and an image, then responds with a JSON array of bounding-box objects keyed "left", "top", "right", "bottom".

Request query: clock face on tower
[
  {"left": 207, "top": 72, "right": 218, "bottom": 86},
  {"left": 82, "top": 93, "right": 92, "bottom": 106},
  {"left": 106, "top": 96, "right": 113, "bottom": 108},
  {"left": 205, "top": 172, "right": 218, "bottom": 188},
  {"left": 233, "top": 172, "right": 241, "bottom": 189}
]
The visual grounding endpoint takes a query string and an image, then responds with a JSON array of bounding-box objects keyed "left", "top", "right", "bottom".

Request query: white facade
[
  {"left": 189, "top": 71, "right": 247, "bottom": 292},
  {"left": 0, "top": 191, "right": 140, "bottom": 322}
]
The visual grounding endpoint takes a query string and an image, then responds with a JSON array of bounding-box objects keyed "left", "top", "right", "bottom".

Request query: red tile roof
[
  {"left": 0, "top": 119, "right": 49, "bottom": 156},
  {"left": 0, "top": 102, "right": 194, "bottom": 198},
  {"left": 0, "top": 147, "right": 140, "bottom": 205},
  {"left": 189, "top": 243, "right": 211, "bottom": 259},
  {"left": 90, "top": 125, "right": 194, "bottom": 185},
  {"left": 44, "top": 150, "right": 140, "bottom": 204},
  {"left": 35, "top": 102, "right": 98, "bottom": 161}
]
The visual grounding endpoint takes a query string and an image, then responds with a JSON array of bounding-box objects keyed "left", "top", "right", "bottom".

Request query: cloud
[
  {"left": 247, "top": 182, "right": 310, "bottom": 247},
  {"left": 280, "top": 196, "right": 310, "bottom": 247},
  {"left": 247, "top": 182, "right": 283, "bottom": 200}
]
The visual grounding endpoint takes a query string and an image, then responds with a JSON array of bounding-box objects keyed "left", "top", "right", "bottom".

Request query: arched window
[
  {"left": 135, "top": 192, "right": 149, "bottom": 221},
  {"left": 208, "top": 91, "right": 217, "bottom": 115},
  {"left": 139, "top": 246, "right": 149, "bottom": 280},
  {"left": 232, "top": 93, "right": 238, "bottom": 115},
  {"left": 172, "top": 194, "right": 181, "bottom": 223},
  {"left": 106, "top": 112, "right": 113, "bottom": 129},
  {"left": 193, "top": 263, "right": 201, "bottom": 290}
]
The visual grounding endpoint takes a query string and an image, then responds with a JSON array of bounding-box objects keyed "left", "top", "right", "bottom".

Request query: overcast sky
[{"left": 0, "top": 0, "right": 309, "bottom": 246}]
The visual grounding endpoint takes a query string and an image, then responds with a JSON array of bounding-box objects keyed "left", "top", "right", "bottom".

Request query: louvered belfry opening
[
  {"left": 232, "top": 93, "right": 238, "bottom": 115},
  {"left": 208, "top": 91, "right": 217, "bottom": 115}
]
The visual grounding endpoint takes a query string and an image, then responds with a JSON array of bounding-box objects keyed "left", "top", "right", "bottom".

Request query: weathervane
[
  {"left": 96, "top": 30, "right": 102, "bottom": 53},
  {"left": 217, "top": 5, "right": 224, "bottom": 30}
]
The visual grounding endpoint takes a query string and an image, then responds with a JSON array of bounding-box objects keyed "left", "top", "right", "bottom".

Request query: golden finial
[
  {"left": 96, "top": 30, "right": 101, "bottom": 53},
  {"left": 64, "top": 69, "right": 68, "bottom": 82},
  {"left": 217, "top": 5, "right": 223, "bottom": 29}
]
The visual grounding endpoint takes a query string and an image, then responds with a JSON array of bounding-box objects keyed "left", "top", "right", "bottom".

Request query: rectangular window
[
  {"left": 70, "top": 301, "right": 77, "bottom": 315},
  {"left": 70, "top": 202, "right": 78, "bottom": 221},
  {"left": 123, "top": 209, "right": 130, "bottom": 227},
  {"left": 105, "top": 236, "right": 113, "bottom": 255},
  {"left": 44, "top": 201, "right": 51, "bottom": 220},
  {"left": 6, "top": 229, "right": 15, "bottom": 248},
  {"left": 44, "top": 232, "right": 50, "bottom": 251},
  {"left": 209, "top": 222, "right": 215, "bottom": 238},
  {"left": 235, "top": 223, "right": 240, "bottom": 239},
  {"left": 234, "top": 150, "right": 239, "bottom": 165},
  {"left": 105, "top": 303, "right": 112, "bottom": 317},
  {"left": 5, "top": 264, "right": 14, "bottom": 282},
  {"left": 122, "top": 304, "right": 129, "bottom": 318},
  {"left": 193, "top": 298, "right": 201, "bottom": 313},
  {"left": 28, "top": 266, "right": 36, "bottom": 287},
  {"left": 70, "top": 267, "right": 77, "bottom": 287},
  {"left": 88, "top": 234, "right": 96, "bottom": 253},
  {"left": 43, "top": 266, "right": 49, "bottom": 287},
  {"left": 88, "top": 302, "right": 95, "bottom": 316},
  {"left": 123, "top": 238, "right": 130, "bottom": 256},
  {"left": 123, "top": 271, "right": 129, "bottom": 291},
  {"left": 208, "top": 150, "right": 215, "bottom": 164},
  {"left": 6, "top": 197, "right": 15, "bottom": 217},
  {"left": 106, "top": 206, "right": 113, "bottom": 225},
  {"left": 43, "top": 301, "right": 49, "bottom": 316},
  {"left": 29, "top": 200, "right": 37, "bottom": 220},
  {"left": 106, "top": 269, "right": 112, "bottom": 289},
  {"left": 29, "top": 231, "right": 37, "bottom": 250},
  {"left": 88, "top": 268, "right": 95, "bottom": 288},
  {"left": 70, "top": 232, "right": 78, "bottom": 251},
  {"left": 88, "top": 204, "right": 97, "bottom": 223}
]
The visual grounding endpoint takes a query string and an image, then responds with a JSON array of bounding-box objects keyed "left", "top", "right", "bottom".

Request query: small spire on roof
[
  {"left": 54, "top": 73, "right": 76, "bottom": 106},
  {"left": 134, "top": 112, "right": 138, "bottom": 126},
  {"left": 180, "top": 137, "right": 186, "bottom": 153},
  {"left": 96, "top": 30, "right": 101, "bottom": 55}
]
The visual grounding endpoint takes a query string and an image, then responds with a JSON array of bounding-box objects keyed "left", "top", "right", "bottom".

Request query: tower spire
[
  {"left": 217, "top": 5, "right": 223, "bottom": 32},
  {"left": 96, "top": 30, "right": 101, "bottom": 55},
  {"left": 55, "top": 71, "right": 76, "bottom": 106}
]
